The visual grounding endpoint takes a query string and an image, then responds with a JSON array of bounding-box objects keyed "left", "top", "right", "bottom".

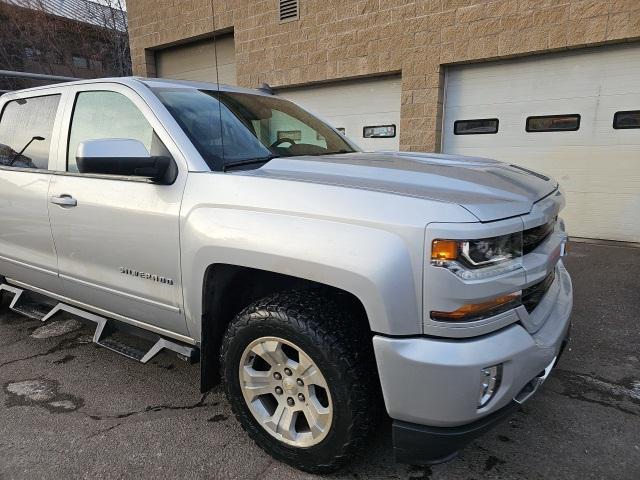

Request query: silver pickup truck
[{"left": 0, "top": 78, "right": 572, "bottom": 473}]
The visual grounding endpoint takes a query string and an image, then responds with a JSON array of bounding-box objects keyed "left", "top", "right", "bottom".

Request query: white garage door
[
  {"left": 155, "top": 34, "right": 236, "bottom": 85},
  {"left": 443, "top": 44, "right": 640, "bottom": 243},
  {"left": 277, "top": 76, "right": 401, "bottom": 152}
]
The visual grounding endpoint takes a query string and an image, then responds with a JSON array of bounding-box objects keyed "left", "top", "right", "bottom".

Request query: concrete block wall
[{"left": 127, "top": 0, "right": 640, "bottom": 152}]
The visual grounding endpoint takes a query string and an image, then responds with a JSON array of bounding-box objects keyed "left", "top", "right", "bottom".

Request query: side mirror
[{"left": 76, "top": 139, "right": 171, "bottom": 181}]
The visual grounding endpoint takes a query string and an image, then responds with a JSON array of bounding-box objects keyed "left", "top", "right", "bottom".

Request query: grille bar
[
  {"left": 522, "top": 270, "right": 556, "bottom": 313},
  {"left": 523, "top": 218, "right": 556, "bottom": 255}
]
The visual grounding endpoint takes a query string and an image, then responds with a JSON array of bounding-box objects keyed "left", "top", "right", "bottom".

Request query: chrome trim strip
[
  {"left": 6, "top": 278, "right": 195, "bottom": 345},
  {"left": 59, "top": 273, "right": 180, "bottom": 313},
  {"left": 461, "top": 241, "right": 512, "bottom": 267}
]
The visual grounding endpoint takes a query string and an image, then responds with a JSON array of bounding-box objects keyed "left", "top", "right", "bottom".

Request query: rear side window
[
  {"left": 613, "top": 110, "right": 640, "bottom": 129},
  {"left": 454, "top": 118, "right": 499, "bottom": 135},
  {"left": 0, "top": 94, "right": 60, "bottom": 170},
  {"left": 67, "top": 91, "right": 156, "bottom": 173},
  {"left": 526, "top": 114, "right": 580, "bottom": 132}
]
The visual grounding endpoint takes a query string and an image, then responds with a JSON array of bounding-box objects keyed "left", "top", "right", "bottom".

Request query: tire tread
[{"left": 219, "top": 289, "right": 376, "bottom": 473}]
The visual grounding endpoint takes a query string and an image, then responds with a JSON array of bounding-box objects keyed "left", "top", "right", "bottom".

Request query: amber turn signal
[
  {"left": 431, "top": 239, "right": 459, "bottom": 261},
  {"left": 431, "top": 292, "right": 521, "bottom": 322}
]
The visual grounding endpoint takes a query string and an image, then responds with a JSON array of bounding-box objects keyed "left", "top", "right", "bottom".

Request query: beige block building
[{"left": 126, "top": 1, "right": 640, "bottom": 242}]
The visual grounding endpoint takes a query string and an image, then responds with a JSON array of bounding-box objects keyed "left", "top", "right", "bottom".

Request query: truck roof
[{"left": 1, "top": 76, "right": 271, "bottom": 98}]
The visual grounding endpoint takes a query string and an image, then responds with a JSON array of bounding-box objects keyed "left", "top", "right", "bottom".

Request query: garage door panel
[
  {"left": 564, "top": 192, "right": 640, "bottom": 243},
  {"left": 156, "top": 35, "right": 236, "bottom": 85},
  {"left": 443, "top": 44, "right": 640, "bottom": 242},
  {"left": 277, "top": 76, "right": 401, "bottom": 152},
  {"left": 447, "top": 54, "right": 640, "bottom": 106}
]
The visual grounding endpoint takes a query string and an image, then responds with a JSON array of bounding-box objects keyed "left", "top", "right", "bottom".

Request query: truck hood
[{"left": 243, "top": 152, "right": 557, "bottom": 222}]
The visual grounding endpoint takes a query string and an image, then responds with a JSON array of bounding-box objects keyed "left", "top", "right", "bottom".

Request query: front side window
[
  {"left": 526, "top": 114, "right": 580, "bottom": 132},
  {"left": 154, "top": 88, "right": 357, "bottom": 171},
  {"left": 67, "top": 91, "right": 161, "bottom": 173},
  {"left": 0, "top": 94, "right": 60, "bottom": 170}
]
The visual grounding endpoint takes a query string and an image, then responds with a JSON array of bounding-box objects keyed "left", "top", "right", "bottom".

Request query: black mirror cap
[{"left": 76, "top": 155, "right": 173, "bottom": 182}]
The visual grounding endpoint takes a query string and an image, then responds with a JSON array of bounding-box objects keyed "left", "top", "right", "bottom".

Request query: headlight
[
  {"left": 431, "top": 233, "right": 522, "bottom": 280},
  {"left": 432, "top": 233, "right": 522, "bottom": 268}
]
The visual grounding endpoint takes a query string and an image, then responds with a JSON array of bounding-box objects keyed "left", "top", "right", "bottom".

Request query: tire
[{"left": 220, "top": 289, "right": 376, "bottom": 473}]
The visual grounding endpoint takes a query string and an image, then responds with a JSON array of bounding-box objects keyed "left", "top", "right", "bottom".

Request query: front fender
[{"left": 181, "top": 207, "right": 424, "bottom": 339}]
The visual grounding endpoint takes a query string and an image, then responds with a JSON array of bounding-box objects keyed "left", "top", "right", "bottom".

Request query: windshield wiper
[{"left": 223, "top": 155, "right": 278, "bottom": 172}]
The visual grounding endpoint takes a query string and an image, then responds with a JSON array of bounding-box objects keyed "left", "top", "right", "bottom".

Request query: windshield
[{"left": 153, "top": 88, "right": 358, "bottom": 170}]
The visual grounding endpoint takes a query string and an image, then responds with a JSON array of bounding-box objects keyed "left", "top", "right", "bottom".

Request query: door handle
[{"left": 50, "top": 194, "right": 77, "bottom": 207}]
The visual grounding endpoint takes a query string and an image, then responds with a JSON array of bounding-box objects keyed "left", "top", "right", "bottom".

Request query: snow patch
[
  {"left": 48, "top": 400, "right": 77, "bottom": 410},
  {"left": 6, "top": 380, "right": 56, "bottom": 402},
  {"left": 31, "top": 319, "right": 84, "bottom": 339},
  {"left": 577, "top": 374, "right": 640, "bottom": 401}
]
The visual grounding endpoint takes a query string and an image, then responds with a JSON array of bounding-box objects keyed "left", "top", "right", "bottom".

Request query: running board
[
  {"left": 1, "top": 283, "right": 54, "bottom": 320},
  {"left": 0, "top": 283, "right": 197, "bottom": 364}
]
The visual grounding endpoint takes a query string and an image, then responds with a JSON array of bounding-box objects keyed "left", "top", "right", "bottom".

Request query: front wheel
[{"left": 220, "top": 290, "right": 375, "bottom": 473}]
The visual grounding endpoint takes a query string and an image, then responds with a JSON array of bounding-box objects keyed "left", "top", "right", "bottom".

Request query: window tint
[
  {"left": 613, "top": 110, "right": 640, "bottom": 129},
  {"left": 67, "top": 91, "right": 156, "bottom": 173},
  {"left": 526, "top": 114, "right": 580, "bottom": 132},
  {"left": 454, "top": 118, "right": 499, "bottom": 135},
  {"left": 154, "top": 89, "right": 356, "bottom": 170},
  {"left": 0, "top": 94, "right": 60, "bottom": 170}
]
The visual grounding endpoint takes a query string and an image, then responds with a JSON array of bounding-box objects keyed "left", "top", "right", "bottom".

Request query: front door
[{"left": 48, "top": 85, "right": 189, "bottom": 337}]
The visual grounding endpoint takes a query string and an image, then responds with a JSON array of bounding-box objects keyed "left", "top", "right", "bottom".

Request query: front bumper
[
  {"left": 392, "top": 400, "right": 519, "bottom": 465},
  {"left": 392, "top": 331, "right": 570, "bottom": 465},
  {"left": 373, "top": 261, "right": 572, "bottom": 462}
]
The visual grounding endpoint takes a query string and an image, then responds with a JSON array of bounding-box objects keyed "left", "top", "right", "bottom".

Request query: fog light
[{"left": 478, "top": 364, "right": 502, "bottom": 408}]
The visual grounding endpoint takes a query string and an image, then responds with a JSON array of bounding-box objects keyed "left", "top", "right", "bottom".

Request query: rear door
[
  {"left": 0, "top": 91, "right": 64, "bottom": 293},
  {"left": 48, "top": 83, "right": 190, "bottom": 338}
]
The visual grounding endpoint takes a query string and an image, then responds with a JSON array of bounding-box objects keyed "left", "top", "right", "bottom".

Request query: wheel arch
[{"left": 200, "top": 264, "right": 369, "bottom": 392}]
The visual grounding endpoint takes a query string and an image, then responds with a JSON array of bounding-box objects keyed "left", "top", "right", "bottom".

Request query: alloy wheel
[{"left": 239, "top": 336, "right": 333, "bottom": 447}]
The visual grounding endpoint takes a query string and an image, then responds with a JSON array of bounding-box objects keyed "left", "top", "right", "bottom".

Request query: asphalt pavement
[{"left": 0, "top": 241, "right": 639, "bottom": 479}]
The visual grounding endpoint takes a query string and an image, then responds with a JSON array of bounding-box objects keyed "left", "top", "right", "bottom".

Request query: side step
[
  {"left": 0, "top": 283, "right": 197, "bottom": 364},
  {"left": 1, "top": 283, "right": 55, "bottom": 320},
  {"left": 97, "top": 336, "right": 148, "bottom": 362}
]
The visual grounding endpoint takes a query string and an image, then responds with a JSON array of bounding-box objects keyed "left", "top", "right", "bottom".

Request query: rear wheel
[{"left": 220, "top": 290, "right": 375, "bottom": 473}]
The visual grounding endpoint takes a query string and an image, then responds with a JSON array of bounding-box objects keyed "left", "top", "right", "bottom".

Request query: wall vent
[{"left": 279, "top": 0, "right": 299, "bottom": 22}]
